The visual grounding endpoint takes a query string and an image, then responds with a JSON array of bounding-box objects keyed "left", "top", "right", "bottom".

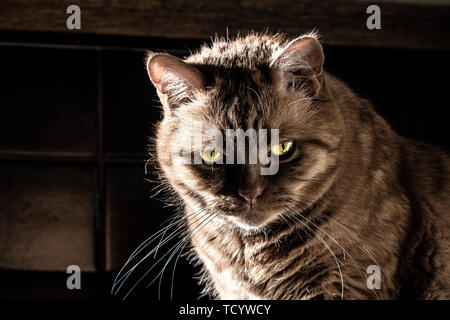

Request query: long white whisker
[
  {"left": 112, "top": 203, "right": 213, "bottom": 295},
  {"left": 285, "top": 205, "right": 344, "bottom": 299},
  {"left": 290, "top": 204, "right": 368, "bottom": 297},
  {"left": 122, "top": 210, "right": 219, "bottom": 300},
  {"left": 170, "top": 242, "right": 187, "bottom": 300}
]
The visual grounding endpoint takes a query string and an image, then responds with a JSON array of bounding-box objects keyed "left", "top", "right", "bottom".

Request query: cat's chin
[{"left": 227, "top": 208, "right": 277, "bottom": 230}]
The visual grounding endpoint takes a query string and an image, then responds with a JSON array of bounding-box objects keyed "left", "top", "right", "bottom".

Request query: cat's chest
[{"left": 189, "top": 220, "right": 290, "bottom": 299}]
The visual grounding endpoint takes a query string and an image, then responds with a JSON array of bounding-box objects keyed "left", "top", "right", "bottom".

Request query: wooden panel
[
  {"left": 0, "top": 164, "right": 97, "bottom": 272},
  {"left": 0, "top": 0, "right": 449, "bottom": 50},
  {"left": 0, "top": 46, "right": 98, "bottom": 155}
]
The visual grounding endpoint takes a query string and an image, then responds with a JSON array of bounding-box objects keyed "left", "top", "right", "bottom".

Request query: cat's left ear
[
  {"left": 271, "top": 35, "right": 324, "bottom": 97},
  {"left": 146, "top": 52, "right": 205, "bottom": 113}
]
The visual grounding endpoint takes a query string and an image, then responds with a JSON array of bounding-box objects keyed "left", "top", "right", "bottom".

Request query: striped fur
[{"left": 147, "top": 32, "right": 450, "bottom": 299}]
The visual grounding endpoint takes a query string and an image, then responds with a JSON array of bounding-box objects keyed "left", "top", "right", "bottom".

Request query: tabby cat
[{"left": 144, "top": 32, "right": 450, "bottom": 299}]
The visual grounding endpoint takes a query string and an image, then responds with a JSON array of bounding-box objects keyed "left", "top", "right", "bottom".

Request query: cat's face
[{"left": 148, "top": 34, "right": 343, "bottom": 229}]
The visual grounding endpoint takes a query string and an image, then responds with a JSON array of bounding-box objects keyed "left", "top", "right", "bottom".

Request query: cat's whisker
[
  {"left": 154, "top": 235, "right": 189, "bottom": 299},
  {"left": 286, "top": 96, "right": 319, "bottom": 107},
  {"left": 155, "top": 196, "right": 210, "bottom": 297},
  {"left": 170, "top": 242, "right": 187, "bottom": 300},
  {"left": 285, "top": 199, "right": 362, "bottom": 262},
  {"left": 285, "top": 199, "right": 370, "bottom": 297},
  {"left": 112, "top": 203, "right": 213, "bottom": 296},
  {"left": 282, "top": 217, "right": 319, "bottom": 299},
  {"left": 246, "top": 86, "right": 265, "bottom": 110},
  {"left": 282, "top": 197, "right": 382, "bottom": 300},
  {"left": 288, "top": 195, "right": 384, "bottom": 289},
  {"left": 115, "top": 205, "right": 189, "bottom": 269},
  {"left": 122, "top": 233, "right": 188, "bottom": 300},
  {"left": 288, "top": 196, "right": 380, "bottom": 266},
  {"left": 156, "top": 208, "right": 219, "bottom": 300},
  {"left": 111, "top": 215, "right": 184, "bottom": 294},
  {"left": 280, "top": 213, "right": 331, "bottom": 299},
  {"left": 278, "top": 212, "right": 305, "bottom": 243},
  {"left": 148, "top": 184, "right": 171, "bottom": 199},
  {"left": 114, "top": 192, "right": 214, "bottom": 295},
  {"left": 310, "top": 212, "right": 383, "bottom": 300},
  {"left": 285, "top": 205, "right": 345, "bottom": 300},
  {"left": 278, "top": 208, "right": 338, "bottom": 299},
  {"left": 313, "top": 213, "right": 387, "bottom": 299},
  {"left": 153, "top": 190, "right": 199, "bottom": 258},
  {"left": 113, "top": 208, "right": 202, "bottom": 289},
  {"left": 153, "top": 214, "right": 181, "bottom": 259},
  {"left": 143, "top": 178, "right": 159, "bottom": 184},
  {"left": 123, "top": 210, "right": 220, "bottom": 300},
  {"left": 121, "top": 230, "right": 197, "bottom": 299}
]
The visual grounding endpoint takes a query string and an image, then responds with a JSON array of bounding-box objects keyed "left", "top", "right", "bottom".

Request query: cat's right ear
[
  {"left": 271, "top": 35, "right": 325, "bottom": 97},
  {"left": 146, "top": 52, "right": 205, "bottom": 113}
]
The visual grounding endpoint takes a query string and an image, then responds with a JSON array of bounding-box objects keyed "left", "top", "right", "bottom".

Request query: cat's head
[{"left": 146, "top": 33, "right": 343, "bottom": 230}]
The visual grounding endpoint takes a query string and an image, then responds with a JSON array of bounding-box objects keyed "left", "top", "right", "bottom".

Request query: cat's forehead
[
  {"left": 175, "top": 33, "right": 315, "bottom": 133},
  {"left": 186, "top": 33, "right": 285, "bottom": 70},
  {"left": 166, "top": 64, "right": 265, "bottom": 131},
  {"left": 176, "top": 71, "right": 308, "bottom": 133},
  {"left": 180, "top": 90, "right": 304, "bottom": 137}
]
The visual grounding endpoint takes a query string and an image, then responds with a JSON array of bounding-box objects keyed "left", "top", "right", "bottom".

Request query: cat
[{"left": 144, "top": 32, "right": 450, "bottom": 299}]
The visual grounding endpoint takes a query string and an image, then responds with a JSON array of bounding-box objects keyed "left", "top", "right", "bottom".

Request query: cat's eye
[
  {"left": 200, "top": 150, "right": 223, "bottom": 164},
  {"left": 271, "top": 141, "right": 294, "bottom": 156}
]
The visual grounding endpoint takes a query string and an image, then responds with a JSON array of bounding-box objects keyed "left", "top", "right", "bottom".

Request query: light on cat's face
[
  {"left": 167, "top": 127, "right": 308, "bottom": 228},
  {"left": 196, "top": 139, "right": 298, "bottom": 227},
  {"left": 158, "top": 95, "right": 340, "bottom": 229},
  {"left": 155, "top": 102, "right": 339, "bottom": 229}
]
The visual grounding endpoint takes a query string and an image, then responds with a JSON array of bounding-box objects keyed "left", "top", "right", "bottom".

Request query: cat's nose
[{"left": 238, "top": 187, "right": 263, "bottom": 206}]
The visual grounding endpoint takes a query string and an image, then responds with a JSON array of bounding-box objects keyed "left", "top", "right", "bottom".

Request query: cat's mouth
[{"left": 227, "top": 202, "right": 278, "bottom": 229}]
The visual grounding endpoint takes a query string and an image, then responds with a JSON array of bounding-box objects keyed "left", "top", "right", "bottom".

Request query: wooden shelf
[{"left": 0, "top": 0, "right": 449, "bottom": 50}]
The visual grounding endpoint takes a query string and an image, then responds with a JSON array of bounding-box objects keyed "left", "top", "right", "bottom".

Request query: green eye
[
  {"left": 200, "top": 150, "right": 222, "bottom": 163},
  {"left": 271, "top": 141, "right": 294, "bottom": 156}
]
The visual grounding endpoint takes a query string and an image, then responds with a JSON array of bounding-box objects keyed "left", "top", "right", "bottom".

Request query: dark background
[{"left": 0, "top": 0, "right": 449, "bottom": 301}]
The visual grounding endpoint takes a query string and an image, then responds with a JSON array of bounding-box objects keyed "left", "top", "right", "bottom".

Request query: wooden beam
[{"left": 0, "top": 0, "right": 449, "bottom": 50}]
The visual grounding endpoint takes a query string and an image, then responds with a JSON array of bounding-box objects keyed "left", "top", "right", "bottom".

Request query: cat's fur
[{"left": 145, "top": 32, "right": 450, "bottom": 299}]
